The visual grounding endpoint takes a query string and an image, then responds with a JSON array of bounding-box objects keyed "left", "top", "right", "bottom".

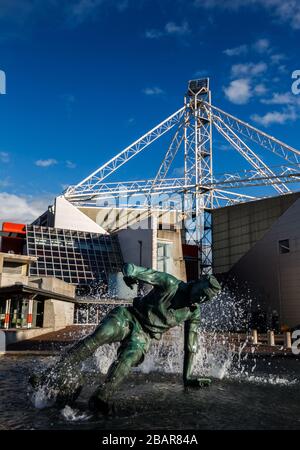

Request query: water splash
[
  {"left": 31, "top": 386, "right": 56, "bottom": 409},
  {"left": 236, "top": 375, "right": 297, "bottom": 385},
  {"left": 61, "top": 405, "right": 91, "bottom": 422},
  {"left": 34, "top": 282, "right": 298, "bottom": 399}
]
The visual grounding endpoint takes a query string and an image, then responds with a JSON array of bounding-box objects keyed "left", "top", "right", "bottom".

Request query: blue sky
[{"left": 0, "top": 0, "right": 300, "bottom": 222}]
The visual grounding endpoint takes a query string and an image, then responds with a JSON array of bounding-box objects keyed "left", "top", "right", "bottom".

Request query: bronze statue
[{"left": 30, "top": 263, "right": 221, "bottom": 414}]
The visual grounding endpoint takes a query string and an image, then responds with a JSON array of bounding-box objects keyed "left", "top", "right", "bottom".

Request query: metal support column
[{"left": 27, "top": 298, "right": 33, "bottom": 329}]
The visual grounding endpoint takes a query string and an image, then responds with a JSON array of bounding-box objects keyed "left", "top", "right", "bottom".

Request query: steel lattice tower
[{"left": 64, "top": 78, "right": 300, "bottom": 275}]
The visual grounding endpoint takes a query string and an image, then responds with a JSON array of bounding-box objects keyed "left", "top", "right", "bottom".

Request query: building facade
[
  {"left": 26, "top": 225, "right": 123, "bottom": 285},
  {"left": 0, "top": 252, "right": 76, "bottom": 333},
  {"left": 212, "top": 192, "right": 300, "bottom": 329}
]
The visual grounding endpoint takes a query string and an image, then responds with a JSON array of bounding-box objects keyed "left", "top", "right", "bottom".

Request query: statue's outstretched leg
[
  {"left": 29, "top": 306, "right": 132, "bottom": 406},
  {"left": 88, "top": 325, "right": 151, "bottom": 415}
]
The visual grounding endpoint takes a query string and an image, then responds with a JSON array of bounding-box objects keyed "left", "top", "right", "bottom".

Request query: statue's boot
[
  {"left": 184, "top": 377, "right": 212, "bottom": 388},
  {"left": 88, "top": 390, "right": 115, "bottom": 416},
  {"left": 197, "top": 378, "right": 211, "bottom": 388}
]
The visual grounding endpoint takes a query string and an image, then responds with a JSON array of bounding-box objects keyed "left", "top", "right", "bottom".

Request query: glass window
[
  {"left": 26, "top": 225, "right": 123, "bottom": 284},
  {"left": 157, "top": 242, "right": 172, "bottom": 273},
  {"left": 9, "top": 298, "right": 28, "bottom": 328}
]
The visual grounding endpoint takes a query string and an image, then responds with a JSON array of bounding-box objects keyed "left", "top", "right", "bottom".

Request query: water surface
[{"left": 0, "top": 355, "right": 299, "bottom": 430}]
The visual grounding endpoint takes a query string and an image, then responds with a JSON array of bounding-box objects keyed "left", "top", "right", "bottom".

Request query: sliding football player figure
[{"left": 30, "top": 263, "right": 221, "bottom": 414}]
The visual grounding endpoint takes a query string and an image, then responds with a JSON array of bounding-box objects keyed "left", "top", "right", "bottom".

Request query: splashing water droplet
[{"left": 61, "top": 405, "right": 92, "bottom": 422}]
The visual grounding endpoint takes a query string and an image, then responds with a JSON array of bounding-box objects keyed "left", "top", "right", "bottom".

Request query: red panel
[
  {"left": 27, "top": 314, "right": 33, "bottom": 324},
  {"left": 2, "top": 222, "right": 26, "bottom": 234},
  {"left": 1, "top": 222, "right": 26, "bottom": 254}
]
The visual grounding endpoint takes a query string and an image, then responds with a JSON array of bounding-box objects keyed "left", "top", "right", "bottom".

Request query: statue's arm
[
  {"left": 122, "top": 263, "right": 178, "bottom": 288},
  {"left": 183, "top": 310, "right": 211, "bottom": 388}
]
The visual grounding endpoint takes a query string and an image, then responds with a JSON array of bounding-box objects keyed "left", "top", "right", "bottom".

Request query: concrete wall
[
  {"left": 29, "top": 276, "right": 76, "bottom": 298},
  {"left": 29, "top": 277, "right": 76, "bottom": 330},
  {"left": 78, "top": 206, "right": 181, "bottom": 233},
  {"left": 0, "top": 328, "right": 59, "bottom": 352},
  {"left": 0, "top": 274, "right": 28, "bottom": 287},
  {"left": 43, "top": 299, "right": 74, "bottom": 329},
  {"left": 0, "top": 253, "right": 36, "bottom": 285},
  {"left": 231, "top": 197, "right": 300, "bottom": 328},
  {"left": 117, "top": 215, "right": 186, "bottom": 281},
  {"left": 54, "top": 196, "right": 107, "bottom": 234},
  {"left": 117, "top": 217, "right": 154, "bottom": 268},
  {"left": 1, "top": 327, "right": 55, "bottom": 346},
  {"left": 0, "top": 331, "right": 5, "bottom": 353},
  {"left": 212, "top": 192, "right": 300, "bottom": 273}
]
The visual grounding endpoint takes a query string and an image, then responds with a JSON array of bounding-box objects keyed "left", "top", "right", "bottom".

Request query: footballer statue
[{"left": 30, "top": 263, "right": 221, "bottom": 414}]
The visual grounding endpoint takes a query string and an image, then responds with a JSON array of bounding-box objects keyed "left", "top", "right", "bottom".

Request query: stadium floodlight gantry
[{"left": 64, "top": 79, "right": 300, "bottom": 274}]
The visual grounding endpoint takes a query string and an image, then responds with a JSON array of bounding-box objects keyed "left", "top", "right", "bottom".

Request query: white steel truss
[
  {"left": 204, "top": 102, "right": 300, "bottom": 165},
  {"left": 64, "top": 78, "right": 300, "bottom": 274},
  {"left": 211, "top": 113, "right": 290, "bottom": 195},
  {"left": 65, "top": 107, "right": 185, "bottom": 197}
]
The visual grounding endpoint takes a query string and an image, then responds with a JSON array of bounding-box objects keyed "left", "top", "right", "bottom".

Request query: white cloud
[
  {"left": 223, "top": 79, "right": 251, "bottom": 105},
  {"left": 145, "top": 29, "right": 163, "bottom": 39},
  {"left": 278, "top": 64, "right": 288, "bottom": 74},
  {"left": 0, "top": 192, "right": 53, "bottom": 224},
  {"left": 219, "top": 143, "right": 232, "bottom": 152},
  {"left": 126, "top": 117, "right": 135, "bottom": 125},
  {"left": 165, "top": 21, "right": 190, "bottom": 36},
  {"left": 66, "top": 160, "right": 76, "bottom": 169},
  {"left": 172, "top": 166, "right": 184, "bottom": 177},
  {"left": 35, "top": 158, "right": 58, "bottom": 167},
  {"left": 261, "top": 92, "right": 296, "bottom": 105},
  {"left": 223, "top": 44, "right": 248, "bottom": 57},
  {"left": 0, "top": 151, "right": 10, "bottom": 163},
  {"left": 68, "top": 0, "right": 129, "bottom": 24},
  {"left": 0, "top": 1, "right": 129, "bottom": 29},
  {"left": 69, "top": 0, "right": 105, "bottom": 23},
  {"left": 142, "top": 87, "right": 164, "bottom": 96},
  {"left": 145, "top": 20, "right": 190, "bottom": 39},
  {"left": 231, "top": 62, "right": 267, "bottom": 78},
  {"left": 254, "top": 83, "right": 267, "bottom": 96},
  {"left": 194, "top": 0, "right": 300, "bottom": 30},
  {"left": 251, "top": 107, "right": 298, "bottom": 127},
  {"left": 252, "top": 38, "right": 270, "bottom": 54},
  {"left": 270, "top": 53, "right": 286, "bottom": 65}
]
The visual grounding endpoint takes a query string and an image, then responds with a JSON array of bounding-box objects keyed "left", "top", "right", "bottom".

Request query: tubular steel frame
[{"left": 64, "top": 79, "right": 300, "bottom": 274}]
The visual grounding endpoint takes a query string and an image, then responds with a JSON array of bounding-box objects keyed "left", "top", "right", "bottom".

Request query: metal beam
[
  {"left": 205, "top": 102, "right": 300, "bottom": 164},
  {"left": 211, "top": 112, "right": 290, "bottom": 194},
  {"left": 66, "top": 107, "right": 185, "bottom": 196}
]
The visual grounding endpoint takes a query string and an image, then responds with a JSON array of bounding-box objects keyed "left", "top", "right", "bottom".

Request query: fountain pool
[{"left": 0, "top": 349, "right": 299, "bottom": 430}]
